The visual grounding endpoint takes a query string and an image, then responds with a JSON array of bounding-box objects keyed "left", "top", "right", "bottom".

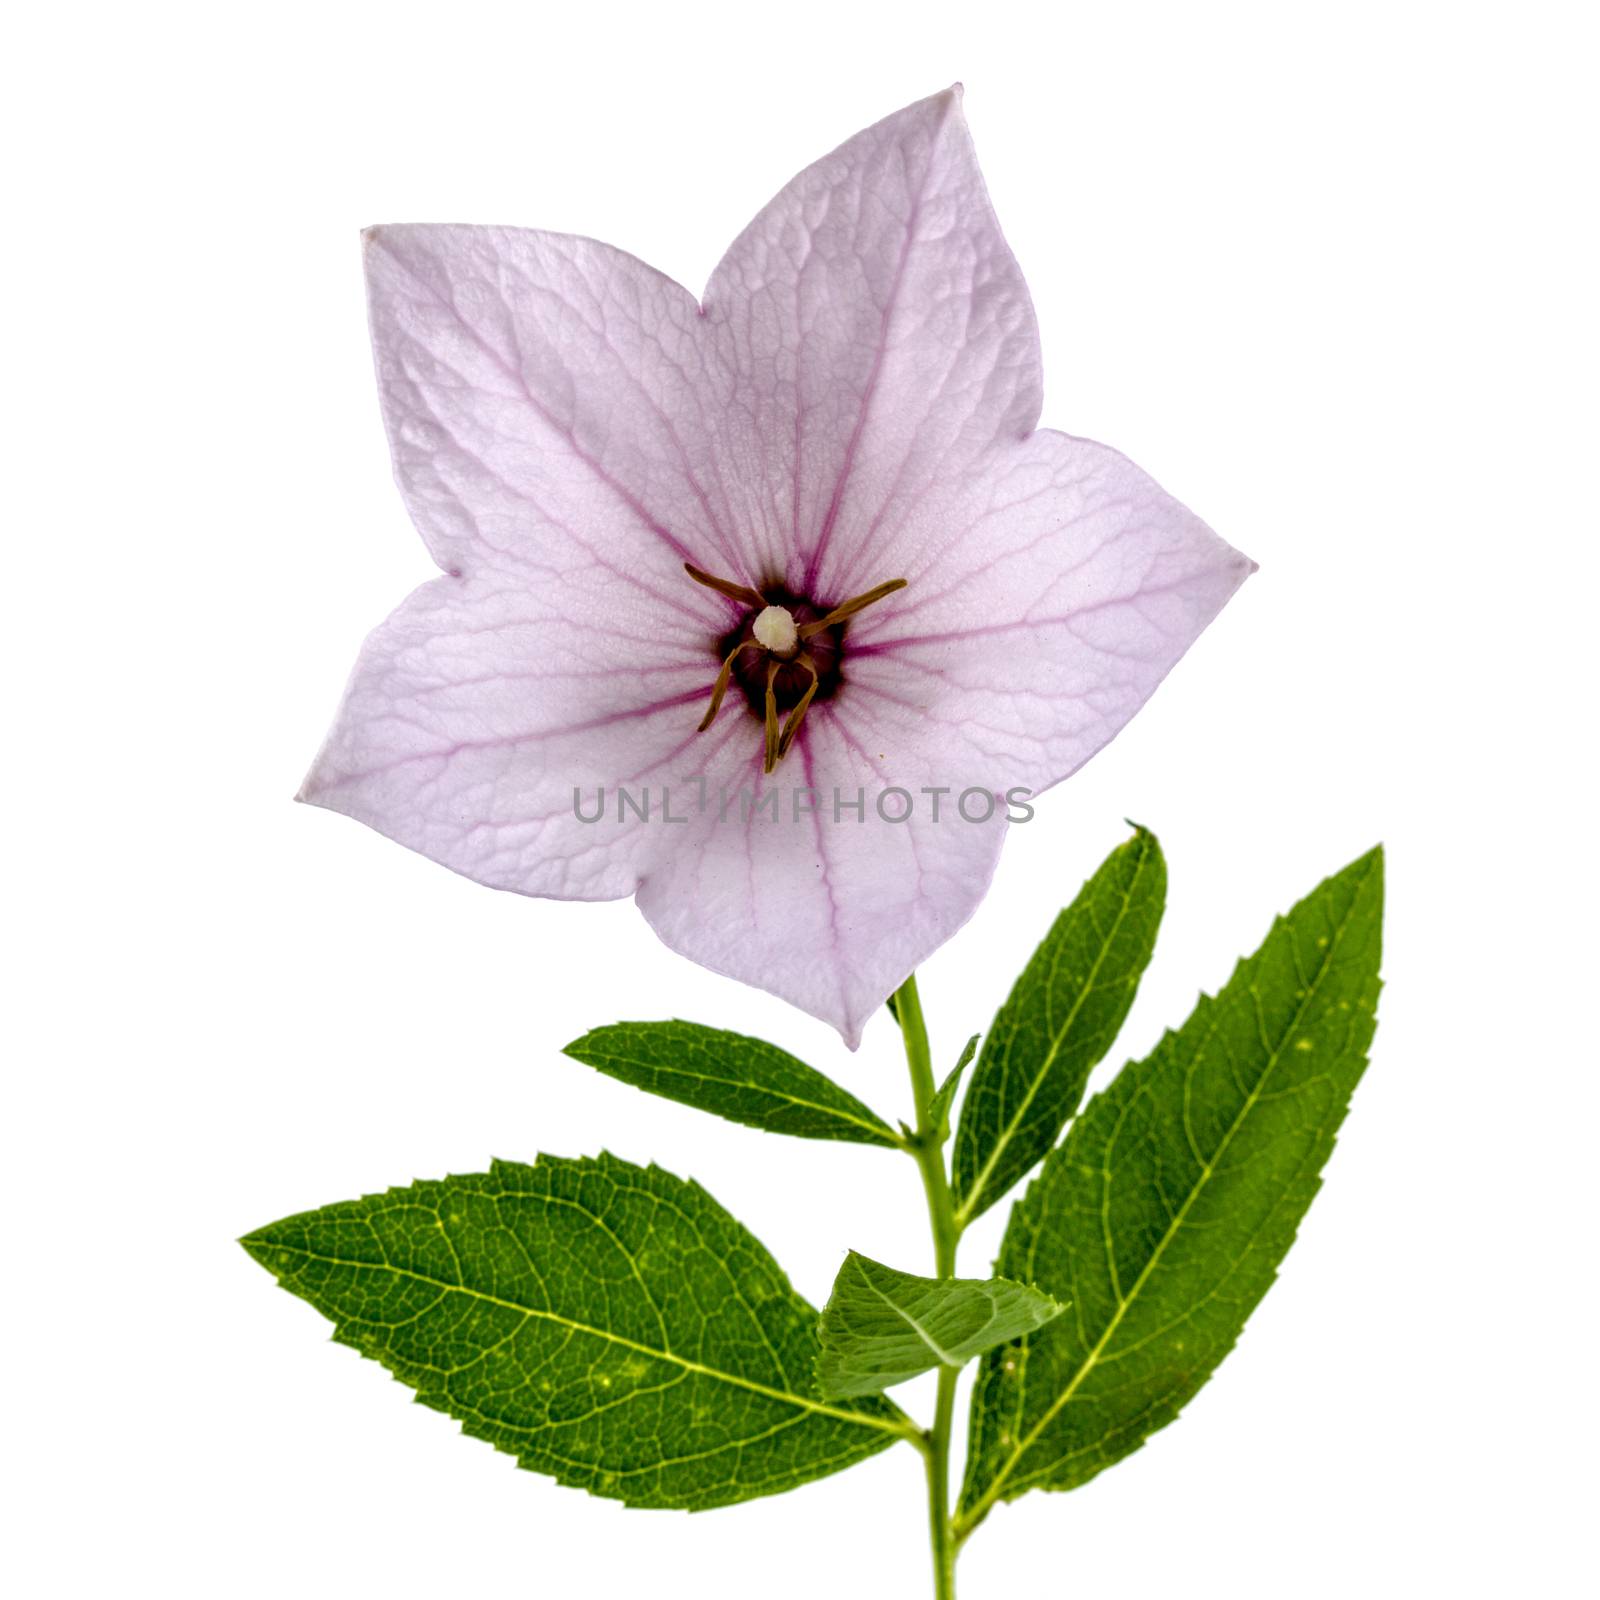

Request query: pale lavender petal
[
  {"left": 362, "top": 223, "right": 745, "bottom": 595},
  {"left": 304, "top": 225, "right": 752, "bottom": 889},
  {"left": 301, "top": 574, "right": 752, "bottom": 898},
  {"left": 636, "top": 707, "right": 1007, "bottom": 1049},
  {"left": 838, "top": 430, "right": 1254, "bottom": 796},
  {"left": 701, "top": 87, "right": 1041, "bottom": 597}
]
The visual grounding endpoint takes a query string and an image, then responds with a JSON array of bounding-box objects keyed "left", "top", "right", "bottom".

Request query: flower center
[{"left": 684, "top": 564, "right": 907, "bottom": 772}]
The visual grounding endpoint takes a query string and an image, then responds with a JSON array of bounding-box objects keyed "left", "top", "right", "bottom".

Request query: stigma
[{"left": 752, "top": 606, "right": 799, "bottom": 658}]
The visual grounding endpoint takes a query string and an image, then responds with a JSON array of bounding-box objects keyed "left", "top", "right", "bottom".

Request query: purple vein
[
  {"left": 802, "top": 110, "right": 949, "bottom": 595},
  {"left": 377, "top": 240, "right": 709, "bottom": 570}
]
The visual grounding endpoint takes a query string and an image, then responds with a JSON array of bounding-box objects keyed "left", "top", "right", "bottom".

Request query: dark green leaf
[
  {"left": 958, "top": 849, "right": 1383, "bottom": 1532},
  {"left": 929, "top": 1035, "right": 980, "bottom": 1139},
  {"left": 243, "top": 1154, "right": 907, "bottom": 1510},
  {"left": 818, "top": 1252, "right": 1066, "bottom": 1399},
  {"left": 562, "top": 1021, "right": 899, "bottom": 1147},
  {"left": 953, "top": 826, "right": 1166, "bottom": 1224}
]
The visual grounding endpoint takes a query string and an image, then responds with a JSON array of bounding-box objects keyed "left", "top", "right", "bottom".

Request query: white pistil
[{"left": 752, "top": 605, "right": 799, "bottom": 658}]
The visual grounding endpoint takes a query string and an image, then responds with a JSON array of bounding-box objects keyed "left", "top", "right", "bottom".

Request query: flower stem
[
  {"left": 893, "top": 973, "right": 959, "bottom": 1600},
  {"left": 922, "top": 1364, "right": 959, "bottom": 1600}
]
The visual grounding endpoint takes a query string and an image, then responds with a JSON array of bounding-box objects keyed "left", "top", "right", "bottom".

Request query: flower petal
[
  {"left": 362, "top": 223, "right": 745, "bottom": 597},
  {"left": 301, "top": 574, "right": 753, "bottom": 898},
  {"left": 636, "top": 706, "right": 1007, "bottom": 1048},
  {"left": 837, "top": 430, "right": 1254, "bottom": 796},
  {"left": 305, "top": 224, "right": 763, "bottom": 893},
  {"left": 701, "top": 87, "right": 1041, "bottom": 598}
]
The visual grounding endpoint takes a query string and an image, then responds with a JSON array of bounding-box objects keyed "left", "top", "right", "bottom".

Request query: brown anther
[
  {"left": 684, "top": 562, "right": 767, "bottom": 609},
  {"left": 762, "top": 658, "right": 781, "bottom": 774},
  {"left": 777, "top": 655, "right": 820, "bottom": 761},
  {"left": 796, "top": 577, "right": 908, "bottom": 639},
  {"left": 698, "top": 638, "right": 762, "bottom": 731}
]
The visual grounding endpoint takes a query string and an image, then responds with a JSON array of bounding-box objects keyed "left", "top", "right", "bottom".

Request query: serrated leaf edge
[
  {"left": 955, "top": 826, "right": 1163, "bottom": 1224},
  {"left": 956, "top": 848, "right": 1383, "bottom": 1533},
  {"left": 814, "top": 1251, "right": 1067, "bottom": 1399},
  {"left": 243, "top": 1152, "right": 915, "bottom": 1447}
]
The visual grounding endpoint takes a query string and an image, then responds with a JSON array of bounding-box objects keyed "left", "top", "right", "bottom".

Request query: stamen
[
  {"left": 684, "top": 562, "right": 767, "bottom": 609},
  {"left": 796, "top": 577, "right": 908, "bottom": 639},
  {"left": 777, "top": 655, "right": 820, "bottom": 760},
  {"left": 698, "top": 638, "right": 760, "bottom": 731},
  {"left": 685, "top": 564, "right": 909, "bottom": 772},
  {"left": 762, "top": 659, "right": 781, "bottom": 774}
]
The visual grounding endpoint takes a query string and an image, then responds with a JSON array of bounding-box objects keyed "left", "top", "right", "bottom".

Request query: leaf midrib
[
  {"left": 957, "top": 842, "right": 1154, "bottom": 1224},
  {"left": 854, "top": 1258, "right": 963, "bottom": 1369},
  {"left": 575, "top": 1044, "right": 894, "bottom": 1143},
  {"left": 955, "top": 861, "right": 1374, "bottom": 1535},
  {"left": 266, "top": 1241, "right": 909, "bottom": 1439}
]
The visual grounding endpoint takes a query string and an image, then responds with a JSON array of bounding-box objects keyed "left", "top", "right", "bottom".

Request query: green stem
[
  {"left": 893, "top": 973, "right": 959, "bottom": 1600},
  {"left": 923, "top": 1365, "right": 958, "bottom": 1599}
]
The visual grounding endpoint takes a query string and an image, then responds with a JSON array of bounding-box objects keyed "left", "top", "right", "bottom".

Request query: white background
[{"left": 6, "top": 2, "right": 1596, "bottom": 1596}]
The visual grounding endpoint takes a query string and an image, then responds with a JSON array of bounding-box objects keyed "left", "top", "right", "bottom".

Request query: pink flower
[{"left": 301, "top": 88, "right": 1252, "bottom": 1046}]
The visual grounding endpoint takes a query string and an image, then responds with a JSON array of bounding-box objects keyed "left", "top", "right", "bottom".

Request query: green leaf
[
  {"left": 562, "top": 1021, "right": 899, "bottom": 1147},
  {"left": 242, "top": 1153, "right": 907, "bottom": 1510},
  {"left": 958, "top": 848, "right": 1383, "bottom": 1532},
  {"left": 817, "top": 1251, "right": 1066, "bottom": 1399},
  {"left": 953, "top": 826, "right": 1166, "bottom": 1224},
  {"left": 929, "top": 1035, "right": 980, "bottom": 1140}
]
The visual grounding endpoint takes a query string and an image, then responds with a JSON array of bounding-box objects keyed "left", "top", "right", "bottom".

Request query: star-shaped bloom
[{"left": 302, "top": 88, "right": 1252, "bottom": 1045}]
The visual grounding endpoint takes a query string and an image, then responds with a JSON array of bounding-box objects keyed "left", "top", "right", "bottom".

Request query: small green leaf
[
  {"left": 562, "top": 1021, "right": 899, "bottom": 1147},
  {"left": 929, "top": 1035, "right": 980, "bottom": 1139},
  {"left": 243, "top": 1154, "right": 907, "bottom": 1510},
  {"left": 817, "top": 1251, "right": 1065, "bottom": 1399},
  {"left": 885, "top": 989, "right": 903, "bottom": 1028},
  {"left": 953, "top": 826, "right": 1166, "bottom": 1223},
  {"left": 958, "top": 848, "right": 1384, "bottom": 1532}
]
